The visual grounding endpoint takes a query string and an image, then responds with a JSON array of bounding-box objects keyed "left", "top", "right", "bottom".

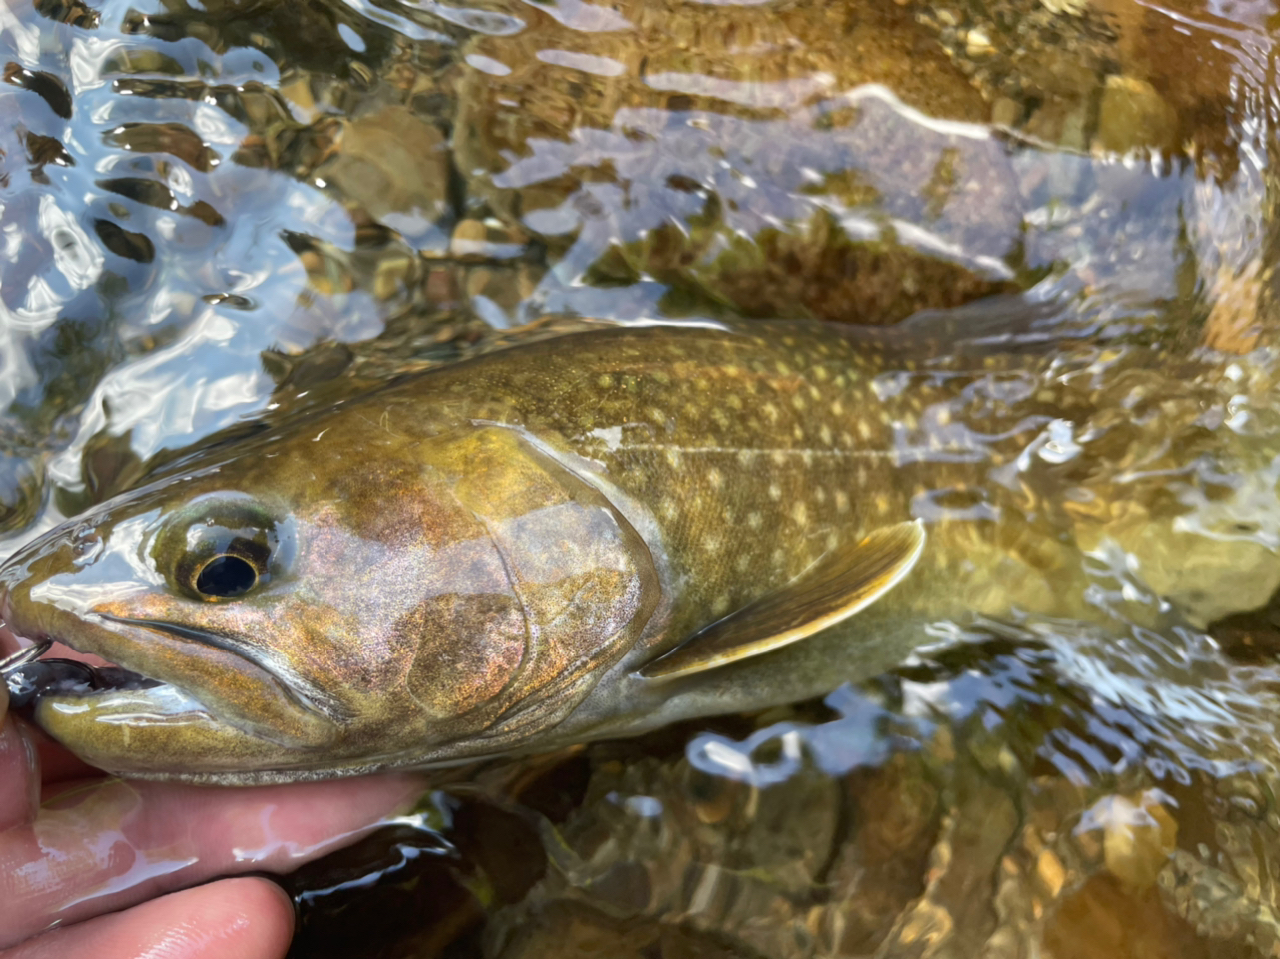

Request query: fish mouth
[
  {"left": 4, "top": 646, "right": 165, "bottom": 711},
  {"left": 1, "top": 594, "right": 344, "bottom": 758},
  {"left": 4, "top": 622, "right": 339, "bottom": 723},
  {"left": 0, "top": 598, "right": 168, "bottom": 711}
]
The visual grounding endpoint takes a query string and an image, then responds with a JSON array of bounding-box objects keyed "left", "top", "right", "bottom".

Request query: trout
[{"left": 1, "top": 316, "right": 1276, "bottom": 783}]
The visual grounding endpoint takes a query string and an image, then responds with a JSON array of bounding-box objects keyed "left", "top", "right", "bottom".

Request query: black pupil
[{"left": 195, "top": 555, "right": 257, "bottom": 598}]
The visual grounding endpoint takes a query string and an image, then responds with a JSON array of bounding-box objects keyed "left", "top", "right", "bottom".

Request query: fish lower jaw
[{"left": 37, "top": 681, "right": 211, "bottom": 723}]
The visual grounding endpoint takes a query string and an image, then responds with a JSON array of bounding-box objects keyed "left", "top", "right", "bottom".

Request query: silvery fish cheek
[{"left": 0, "top": 319, "right": 1271, "bottom": 784}]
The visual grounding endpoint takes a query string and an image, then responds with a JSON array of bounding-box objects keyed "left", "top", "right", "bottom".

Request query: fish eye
[{"left": 152, "top": 493, "right": 294, "bottom": 603}]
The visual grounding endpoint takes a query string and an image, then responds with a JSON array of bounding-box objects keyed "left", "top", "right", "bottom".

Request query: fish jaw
[
  {"left": 2, "top": 581, "right": 347, "bottom": 779},
  {"left": 32, "top": 686, "right": 339, "bottom": 783}
]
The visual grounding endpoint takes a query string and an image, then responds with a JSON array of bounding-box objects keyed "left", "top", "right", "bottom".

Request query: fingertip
[
  {"left": 6, "top": 876, "right": 297, "bottom": 959},
  {"left": 166, "top": 877, "right": 295, "bottom": 959},
  {"left": 229, "top": 876, "right": 297, "bottom": 958}
]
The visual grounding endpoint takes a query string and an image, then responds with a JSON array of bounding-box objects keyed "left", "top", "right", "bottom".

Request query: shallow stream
[{"left": 5, "top": 0, "right": 1280, "bottom": 955}]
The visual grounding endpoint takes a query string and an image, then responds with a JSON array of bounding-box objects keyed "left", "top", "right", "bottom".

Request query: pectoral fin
[{"left": 641, "top": 519, "right": 926, "bottom": 680}]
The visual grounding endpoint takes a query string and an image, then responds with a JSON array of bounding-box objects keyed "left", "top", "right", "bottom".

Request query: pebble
[{"left": 965, "top": 27, "right": 995, "bottom": 55}]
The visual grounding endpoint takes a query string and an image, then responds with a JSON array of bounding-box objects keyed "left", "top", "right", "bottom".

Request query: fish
[{"left": 1, "top": 314, "right": 1277, "bottom": 784}]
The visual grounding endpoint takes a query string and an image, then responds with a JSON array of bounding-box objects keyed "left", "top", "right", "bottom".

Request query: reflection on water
[{"left": 4, "top": 0, "right": 1280, "bottom": 953}]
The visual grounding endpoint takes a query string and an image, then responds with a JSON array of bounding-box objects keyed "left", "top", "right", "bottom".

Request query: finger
[
  {"left": 28, "top": 723, "right": 105, "bottom": 786},
  {"left": 3, "top": 877, "right": 295, "bottom": 959},
  {"left": 0, "top": 716, "right": 38, "bottom": 835},
  {"left": 0, "top": 651, "right": 44, "bottom": 835},
  {"left": 0, "top": 772, "right": 425, "bottom": 948}
]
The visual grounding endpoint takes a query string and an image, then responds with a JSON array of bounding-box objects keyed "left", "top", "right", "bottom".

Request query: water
[{"left": 3, "top": 0, "right": 1280, "bottom": 954}]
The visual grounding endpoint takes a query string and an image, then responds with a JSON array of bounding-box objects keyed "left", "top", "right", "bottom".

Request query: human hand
[{"left": 0, "top": 639, "right": 427, "bottom": 959}]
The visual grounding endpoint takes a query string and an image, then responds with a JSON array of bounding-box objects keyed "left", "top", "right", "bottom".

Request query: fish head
[{"left": 1, "top": 415, "right": 662, "bottom": 783}]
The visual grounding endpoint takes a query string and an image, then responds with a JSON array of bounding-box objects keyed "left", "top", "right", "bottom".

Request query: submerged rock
[
  {"left": 472, "top": 619, "right": 1280, "bottom": 959},
  {"left": 449, "top": 0, "right": 1028, "bottom": 324}
]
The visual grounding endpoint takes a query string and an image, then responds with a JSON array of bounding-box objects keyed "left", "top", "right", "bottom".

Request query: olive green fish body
[{"left": 1, "top": 319, "right": 1271, "bottom": 782}]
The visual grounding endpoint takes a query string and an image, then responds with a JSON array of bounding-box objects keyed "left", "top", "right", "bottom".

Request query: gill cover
[{"left": 400, "top": 426, "right": 662, "bottom": 741}]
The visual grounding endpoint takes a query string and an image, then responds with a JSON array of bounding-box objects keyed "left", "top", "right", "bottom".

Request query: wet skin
[{"left": 1, "top": 317, "right": 1274, "bottom": 783}]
